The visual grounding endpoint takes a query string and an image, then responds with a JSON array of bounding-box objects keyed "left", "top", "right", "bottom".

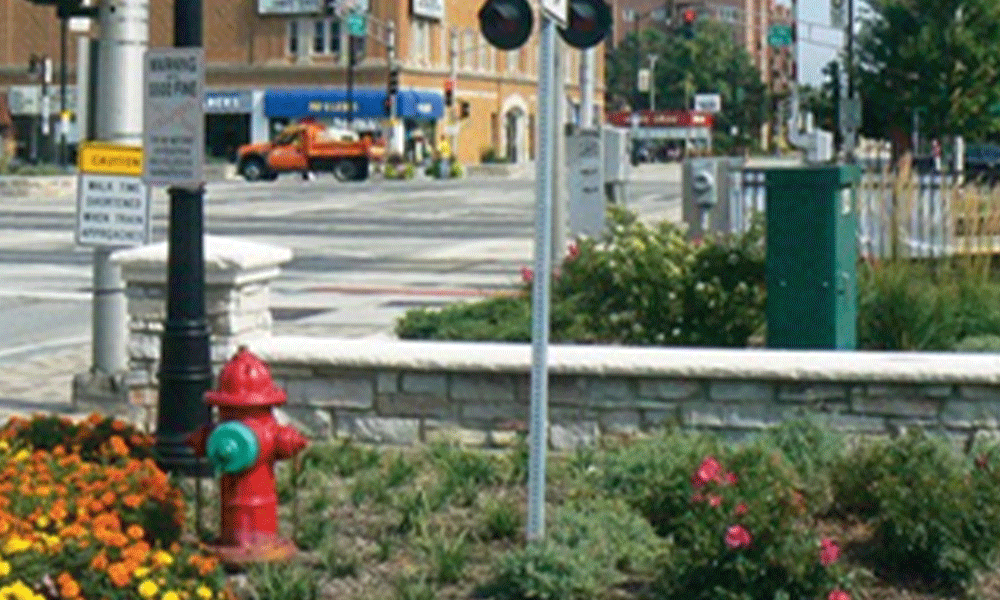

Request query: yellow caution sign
[{"left": 78, "top": 142, "right": 143, "bottom": 176}]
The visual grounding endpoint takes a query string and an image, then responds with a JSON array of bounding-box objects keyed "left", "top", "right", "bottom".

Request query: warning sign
[{"left": 143, "top": 47, "right": 205, "bottom": 186}]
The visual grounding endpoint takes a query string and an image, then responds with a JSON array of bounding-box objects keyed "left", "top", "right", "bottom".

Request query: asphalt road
[{"left": 0, "top": 165, "right": 681, "bottom": 363}]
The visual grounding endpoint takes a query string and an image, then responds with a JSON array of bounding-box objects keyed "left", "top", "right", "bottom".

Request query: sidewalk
[{"left": 0, "top": 342, "right": 90, "bottom": 422}]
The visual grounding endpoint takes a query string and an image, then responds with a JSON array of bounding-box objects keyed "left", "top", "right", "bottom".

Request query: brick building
[{"left": 1, "top": 0, "right": 604, "bottom": 166}]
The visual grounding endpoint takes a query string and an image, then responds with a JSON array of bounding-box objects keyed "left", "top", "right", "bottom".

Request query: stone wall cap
[
  {"left": 111, "top": 235, "right": 294, "bottom": 272},
  {"left": 246, "top": 337, "right": 1000, "bottom": 384}
]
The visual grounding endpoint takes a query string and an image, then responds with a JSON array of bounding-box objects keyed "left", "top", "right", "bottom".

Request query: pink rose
[
  {"left": 828, "top": 589, "right": 851, "bottom": 600},
  {"left": 693, "top": 456, "right": 722, "bottom": 487},
  {"left": 819, "top": 538, "right": 840, "bottom": 566},
  {"left": 690, "top": 493, "right": 705, "bottom": 504},
  {"left": 724, "top": 524, "right": 751, "bottom": 549},
  {"left": 520, "top": 266, "right": 534, "bottom": 284},
  {"left": 723, "top": 471, "right": 738, "bottom": 486},
  {"left": 734, "top": 503, "right": 748, "bottom": 516},
  {"left": 708, "top": 494, "right": 722, "bottom": 508},
  {"left": 566, "top": 242, "right": 580, "bottom": 260}
]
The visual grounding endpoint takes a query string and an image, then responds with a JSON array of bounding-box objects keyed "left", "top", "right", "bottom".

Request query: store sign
[
  {"left": 607, "top": 110, "right": 714, "bottom": 128},
  {"left": 412, "top": 0, "right": 443, "bottom": 20},
  {"left": 204, "top": 91, "right": 253, "bottom": 114},
  {"left": 693, "top": 93, "right": 722, "bottom": 113},
  {"left": 257, "top": 0, "right": 321, "bottom": 14}
]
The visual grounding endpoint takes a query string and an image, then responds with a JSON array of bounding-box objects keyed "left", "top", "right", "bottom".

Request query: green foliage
[
  {"left": 857, "top": 260, "right": 1000, "bottom": 350},
  {"left": 0, "top": 413, "right": 156, "bottom": 462},
  {"left": 309, "top": 438, "right": 380, "bottom": 477},
  {"left": 246, "top": 562, "right": 321, "bottom": 600},
  {"left": 479, "top": 498, "right": 523, "bottom": 541},
  {"left": 418, "top": 530, "right": 471, "bottom": 584},
  {"left": 427, "top": 441, "right": 503, "bottom": 507},
  {"left": 856, "top": 0, "right": 1000, "bottom": 144},
  {"left": 953, "top": 334, "right": 1000, "bottom": 351},
  {"left": 761, "top": 418, "right": 846, "bottom": 511},
  {"left": 397, "top": 208, "right": 766, "bottom": 347},
  {"left": 481, "top": 540, "right": 604, "bottom": 600},
  {"left": 317, "top": 538, "right": 361, "bottom": 578},
  {"left": 480, "top": 147, "right": 510, "bottom": 163},
  {"left": 605, "top": 21, "right": 767, "bottom": 150},
  {"left": 831, "top": 430, "right": 1000, "bottom": 590},
  {"left": 392, "top": 575, "right": 436, "bottom": 600}
]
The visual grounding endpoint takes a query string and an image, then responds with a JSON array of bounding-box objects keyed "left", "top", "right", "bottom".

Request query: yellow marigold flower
[
  {"left": 12, "top": 449, "right": 28, "bottom": 462},
  {"left": 134, "top": 567, "right": 150, "bottom": 578},
  {"left": 0, "top": 440, "right": 8, "bottom": 452},
  {"left": 138, "top": 580, "right": 159, "bottom": 599},
  {"left": 162, "top": 592, "right": 181, "bottom": 600},
  {"left": 0, "top": 560, "right": 10, "bottom": 577},
  {"left": 152, "top": 550, "right": 174, "bottom": 567},
  {"left": 196, "top": 586, "right": 212, "bottom": 600},
  {"left": 35, "top": 515, "right": 50, "bottom": 529},
  {"left": 3, "top": 535, "right": 31, "bottom": 554}
]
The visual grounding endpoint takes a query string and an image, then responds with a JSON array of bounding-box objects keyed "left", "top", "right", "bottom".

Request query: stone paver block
[
  {"left": 376, "top": 371, "right": 399, "bottom": 394},
  {"left": 547, "top": 376, "right": 587, "bottom": 406},
  {"left": 584, "top": 377, "right": 633, "bottom": 407},
  {"left": 376, "top": 393, "right": 455, "bottom": 419},
  {"left": 284, "top": 375, "right": 373, "bottom": 409},
  {"left": 851, "top": 397, "right": 940, "bottom": 419},
  {"left": 425, "top": 425, "right": 489, "bottom": 447},
  {"left": 960, "top": 386, "right": 1000, "bottom": 402},
  {"left": 637, "top": 378, "right": 702, "bottom": 401},
  {"left": 940, "top": 400, "right": 1000, "bottom": 428},
  {"left": 401, "top": 372, "right": 448, "bottom": 396},
  {"left": 275, "top": 406, "right": 334, "bottom": 438},
  {"left": 598, "top": 410, "right": 642, "bottom": 435},
  {"left": 462, "top": 402, "right": 528, "bottom": 423},
  {"left": 550, "top": 421, "right": 599, "bottom": 450},
  {"left": 340, "top": 415, "right": 420, "bottom": 444},
  {"left": 777, "top": 383, "right": 849, "bottom": 403},
  {"left": 709, "top": 381, "right": 776, "bottom": 403},
  {"left": 450, "top": 373, "right": 516, "bottom": 403},
  {"left": 642, "top": 407, "right": 680, "bottom": 429}
]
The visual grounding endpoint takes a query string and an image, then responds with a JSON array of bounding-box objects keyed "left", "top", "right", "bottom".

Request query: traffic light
[
  {"left": 478, "top": 0, "right": 533, "bottom": 51},
  {"left": 444, "top": 79, "right": 454, "bottom": 107},
  {"left": 459, "top": 100, "right": 471, "bottom": 119},
  {"left": 682, "top": 8, "right": 697, "bottom": 39},
  {"left": 558, "top": 0, "right": 612, "bottom": 49},
  {"left": 388, "top": 68, "right": 399, "bottom": 97}
]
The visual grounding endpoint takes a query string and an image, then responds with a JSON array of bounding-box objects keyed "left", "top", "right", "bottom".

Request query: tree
[
  {"left": 604, "top": 18, "right": 767, "bottom": 151},
  {"left": 856, "top": 0, "right": 1000, "bottom": 153},
  {"left": 801, "top": 60, "right": 841, "bottom": 149}
]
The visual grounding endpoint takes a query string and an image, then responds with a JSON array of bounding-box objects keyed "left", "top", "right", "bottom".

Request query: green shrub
[
  {"left": 760, "top": 418, "right": 845, "bottom": 511},
  {"left": 418, "top": 529, "right": 471, "bottom": 584},
  {"left": 479, "top": 498, "right": 523, "bottom": 540},
  {"left": 427, "top": 441, "right": 503, "bottom": 507},
  {"left": 308, "top": 438, "right": 380, "bottom": 477},
  {"left": 397, "top": 208, "right": 766, "bottom": 347},
  {"left": 449, "top": 161, "right": 463, "bottom": 178},
  {"left": 831, "top": 430, "right": 1000, "bottom": 590},
  {"left": 246, "top": 562, "right": 321, "bottom": 600},
  {"left": 954, "top": 334, "right": 1000, "bottom": 351},
  {"left": 480, "top": 540, "right": 604, "bottom": 600}
]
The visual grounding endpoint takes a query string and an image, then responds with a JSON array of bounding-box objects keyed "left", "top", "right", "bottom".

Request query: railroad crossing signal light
[
  {"left": 558, "top": 0, "right": 612, "bottom": 49},
  {"left": 478, "top": 0, "right": 534, "bottom": 51}
]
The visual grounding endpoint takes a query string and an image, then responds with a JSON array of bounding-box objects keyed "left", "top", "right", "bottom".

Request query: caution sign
[
  {"left": 75, "top": 142, "right": 150, "bottom": 248},
  {"left": 78, "top": 142, "right": 143, "bottom": 176}
]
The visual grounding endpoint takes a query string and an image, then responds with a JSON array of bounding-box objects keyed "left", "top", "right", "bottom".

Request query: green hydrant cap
[{"left": 206, "top": 421, "right": 260, "bottom": 474}]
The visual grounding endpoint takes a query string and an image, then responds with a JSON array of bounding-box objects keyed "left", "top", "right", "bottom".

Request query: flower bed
[{"left": 0, "top": 414, "right": 227, "bottom": 600}]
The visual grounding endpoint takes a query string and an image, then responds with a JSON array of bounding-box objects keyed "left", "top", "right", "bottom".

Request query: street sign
[
  {"left": 346, "top": 11, "right": 366, "bottom": 36},
  {"left": 143, "top": 47, "right": 205, "bottom": 187},
  {"left": 540, "top": 0, "right": 568, "bottom": 26},
  {"left": 840, "top": 95, "right": 862, "bottom": 134},
  {"left": 768, "top": 24, "right": 792, "bottom": 47},
  {"left": 694, "top": 93, "right": 722, "bottom": 113},
  {"left": 830, "top": 0, "right": 845, "bottom": 28},
  {"left": 76, "top": 142, "right": 150, "bottom": 248},
  {"left": 567, "top": 128, "right": 604, "bottom": 237},
  {"left": 637, "top": 68, "right": 650, "bottom": 92}
]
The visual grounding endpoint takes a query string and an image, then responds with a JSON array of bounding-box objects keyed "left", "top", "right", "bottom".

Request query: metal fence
[{"left": 733, "top": 167, "right": 1000, "bottom": 260}]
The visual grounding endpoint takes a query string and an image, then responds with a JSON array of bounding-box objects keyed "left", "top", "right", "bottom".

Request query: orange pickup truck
[{"left": 236, "top": 122, "right": 385, "bottom": 182}]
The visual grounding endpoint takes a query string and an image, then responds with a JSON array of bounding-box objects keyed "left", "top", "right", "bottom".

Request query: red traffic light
[
  {"left": 558, "top": 0, "right": 612, "bottom": 49},
  {"left": 683, "top": 8, "right": 697, "bottom": 24},
  {"left": 478, "top": 0, "right": 534, "bottom": 51}
]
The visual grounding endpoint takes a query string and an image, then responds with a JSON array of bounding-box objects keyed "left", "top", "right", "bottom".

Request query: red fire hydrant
[{"left": 188, "top": 347, "right": 308, "bottom": 564}]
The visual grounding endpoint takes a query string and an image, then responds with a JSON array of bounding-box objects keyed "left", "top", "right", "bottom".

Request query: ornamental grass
[{"left": 0, "top": 414, "right": 227, "bottom": 600}]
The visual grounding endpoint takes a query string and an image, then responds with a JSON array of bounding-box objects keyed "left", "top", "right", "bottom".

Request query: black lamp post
[{"left": 155, "top": 0, "right": 212, "bottom": 477}]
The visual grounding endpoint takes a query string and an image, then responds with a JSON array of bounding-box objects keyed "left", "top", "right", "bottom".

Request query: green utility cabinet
[{"left": 765, "top": 165, "right": 859, "bottom": 349}]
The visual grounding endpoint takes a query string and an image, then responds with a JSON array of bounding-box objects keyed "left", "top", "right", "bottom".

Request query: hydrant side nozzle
[
  {"left": 274, "top": 425, "right": 308, "bottom": 460},
  {"left": 206, "top": 422, "right": 260, "bottom": 475}
]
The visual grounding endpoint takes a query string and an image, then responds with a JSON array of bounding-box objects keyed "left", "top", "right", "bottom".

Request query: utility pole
[
  {"left": 449, "top": 28, "right": 458, "bottom": 165},
  {"left": 648, "top": 54, "right": 658, "bottom": 111},
  {"left": 59, "top": 15, "right": 68, "bottom": 168},
  {"left": 346, "top": 34, "right": 356, "bottom": 126},
  {"left": 75, "top": 0, "right": 145, "bottom": 403},
  {"left": 387, "top": 20, "right": 403, "bottom": 155},
  {"left": 579, "top": 46, "right": 594, "bottom": 128},
  {"left": 155, "top": 0, "right": 212, "bottom": 477},
  {"left": 844, "top": 0, "right": 856, "bottom": 161}
]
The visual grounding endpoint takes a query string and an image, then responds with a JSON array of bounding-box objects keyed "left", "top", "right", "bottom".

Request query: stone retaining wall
[{"left": 247, "top": 338, "right": 1000, "bottom": 449}]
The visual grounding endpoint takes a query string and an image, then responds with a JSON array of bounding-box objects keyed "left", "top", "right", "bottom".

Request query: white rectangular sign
[
  {"left": 411, "top": 0, "right": 443, "bottom": 20},
  {"left": 541, "top": 0, "right": 568, "bottom": 26},
  {"left": 694, "top": 93, "right": 722, "bottom": 113},
  {"left": 143, "top": 47, "right": 205, "bottom": 187},
  {"left": 76, "top": 174, "right": 151, "bottom": 248},
  {"left": 568, "top": 128, "right": 605, "bottom": 237}
]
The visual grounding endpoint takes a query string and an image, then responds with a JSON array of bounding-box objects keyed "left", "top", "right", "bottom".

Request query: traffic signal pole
[{"left": 526, "top": 9, "right": 557, "bottom": 543}]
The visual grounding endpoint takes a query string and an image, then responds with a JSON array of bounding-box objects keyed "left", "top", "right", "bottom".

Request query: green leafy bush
[
  {"left": 953, "top": 334, "right": 1000, "bottom": 351},
  {"left": 480, "top": 500, "right": 660, "bottom": 600},
  {"left": 761, "top": 418, "right": 845, "bottom": 512},
  {"left": 831, "top": 430, "right": 1000, "bottom": 590},
  {"left": 397, "top": 208, "right": 766, "bottom": 347},
  {"left": 594, "top": 431, "right": 854, "bottom": 600}
]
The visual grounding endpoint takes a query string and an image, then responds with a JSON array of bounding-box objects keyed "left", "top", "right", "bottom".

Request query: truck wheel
[
  {"left": 240, "top": 157, "right": 267, "bottom": 181},
  {"left": 333, "top": 159, "right": 356, "bottom": 182},
  {"left": 353, "top": 159, "right": 370, "bottom": 181}
]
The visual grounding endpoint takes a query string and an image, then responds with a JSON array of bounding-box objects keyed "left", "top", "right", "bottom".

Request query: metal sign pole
[{"left": 527, "top": 11, "right": 557, "bottom": 543}]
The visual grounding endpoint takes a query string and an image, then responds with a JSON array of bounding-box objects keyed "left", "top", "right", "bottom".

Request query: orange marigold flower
[
  {"left": 122, "top": 494, "right": 144, "bottom": 509},
  {"left": 108, "top": 435, "right": 129, "bottom": 456},
  {"left": 111, "top": 419, "right": 127, "bottom": 432},
  {"left": 127, "top": 524, "right": 145, "bottom": 540},
  {"left": 90, "top": 552, "right": 109, "bottom": 570},
  {"left": 107, "top": 561, "right": 131, "bottom": 587},
  {"left": 87, "top": 413, "right": 103, "bottom": 426},
  {"left": 123, "top": 541, "right": 151, "bottom": 561},
  {"left": 60, "top": 579, "right": 81, "bottom": 599}
]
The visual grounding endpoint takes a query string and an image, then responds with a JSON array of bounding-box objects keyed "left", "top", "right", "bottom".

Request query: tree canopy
[
  {"left": 856, "top": 0, "right": 1000, "bottom": 147},
  {"left": 604, "top": 19, "right": 767, "bottom": 150}
]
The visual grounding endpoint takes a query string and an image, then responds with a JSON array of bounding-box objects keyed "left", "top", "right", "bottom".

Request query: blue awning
[{"left": 264, "top": 88, "right": 443, "bottom": 120}]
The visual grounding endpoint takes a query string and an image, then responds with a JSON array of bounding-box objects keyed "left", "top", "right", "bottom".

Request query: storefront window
[
  {"left": 287, "top": 21, "right": 299, "bottom": 56},
  {"left": 312, "top": 18, "right": 340, "bottom": 56}
]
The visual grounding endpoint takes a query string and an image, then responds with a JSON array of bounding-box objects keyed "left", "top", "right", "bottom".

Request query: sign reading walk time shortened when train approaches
[{"left": 143, "top": 47, "right": 205, "bottom": 187}]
